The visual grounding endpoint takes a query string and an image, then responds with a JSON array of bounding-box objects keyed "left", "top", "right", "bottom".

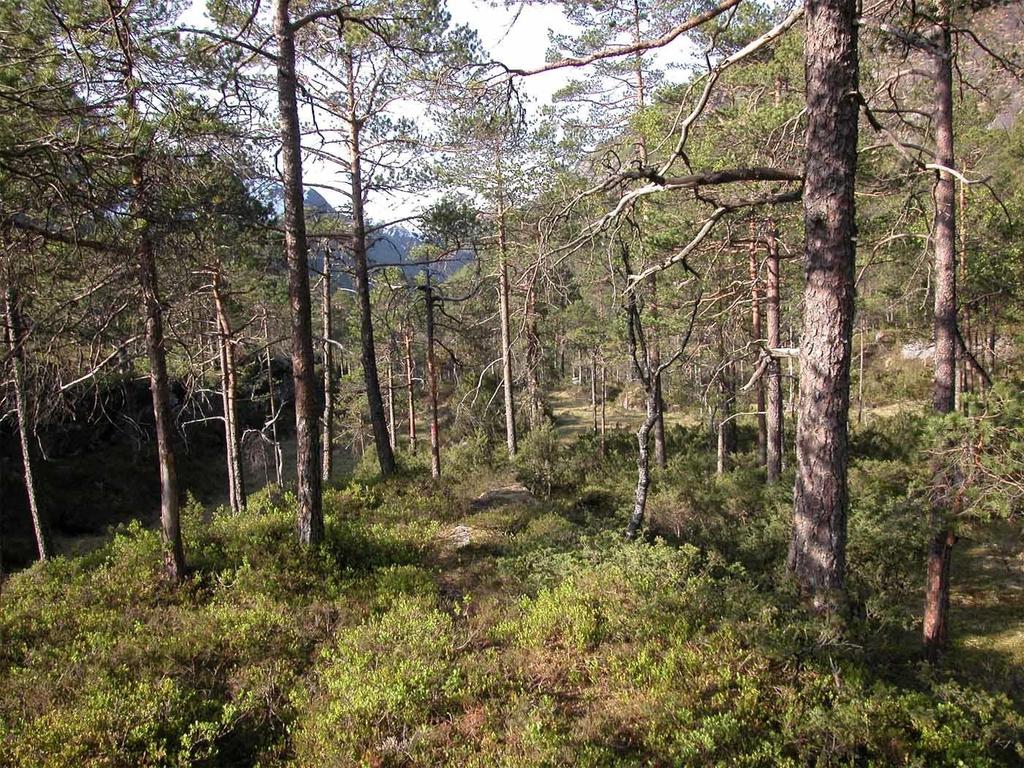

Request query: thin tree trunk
[
  {"left": 345, "top": 52, "right": 395, "bottom": 476},
  {"left": 857, "top": 327, "right": 865, "bottom": 424},
  {"left": 4, "top": 284, "right": 51, "bottom": 560},
  {"left": 651, "top": 294, "right": 666, "bottom": 469},
  {"left": 525, "top": 281, "right": 543, "bottom": 429},
  {"left": 425, "top": 280, "right": 441, "bottom": 479},
  {"left": 405, "top": 330, "right": 417, "bottom": 452},
  {"left": 387, "top": 345, "right": 396, "bottom": 451},
  {"left": 590, "top": 352, "right": 598, "bottom": 433},
  {"left": 275, "top": 0, "right": 323, "bottom": 547},
  {"left": 749, "top": 243, "right": 767, "bottom": 467},
  {"left": 496, "top": 168, "right": 517, "bottom": 457},
  {"left": 765, "top": 228, "right": 783, "bottom": 483},
  {"left": 717, "top": 419, "right": 727, "bottom": 476},
  {"left": 626, "top": 390, "right": 658, "bottom": 539},
  {"left": 600, "top": 362, "right": 608, "bottom": 456},
  {"left": 262, "top": 307, "right": 283, "bottom": 486},
  {"left": 138, "top": 228, "right": 185, "bottom": 581},
  {"left": 925, "top": 0, "right": 957, "bottom": 662},
  {"left": 321, "top": 249, "right": 334, "bottom": 483},
  {"left": 213, "top": 270, "right": 245, "bottom": 513},
  {"left": 789, "top": 0, "right": 859, "bottom": 613}
]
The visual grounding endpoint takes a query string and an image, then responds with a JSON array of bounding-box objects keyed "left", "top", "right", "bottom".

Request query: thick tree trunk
[
  {"left": 4, "top": 284, "right": 51, "bottom": 560},
  {"left": 924, "top": 526, "right": 956, "bottom": 662},
  {"left": 405, "top": 330, "right": 417, "bottom": 452},
  {"left": 425, "top": 281, "right": 441, "bottom": 479},
  {"left": 924, "top": 1, "right": 957, "bottom": 661},
  {"left": 321, "top": 250, "right": 334, "bottom": 482},
  {"left": 749, "top": 244, "right": 767, "bottom": 467},
  {"left": 345, "top": 54, "right": 396, "bottom": 477},
  {"left": 275, "top": 0, "right": 323, "bottom": 547},
  {"left": 213, "top": 271, "right": 245, "bottom": 513},
  {"left": 765, "top": 229, "right": 784, "bottom": 483},
  {"left": 789, "top": 0, "right": 859, "bottom": 613},
  {"left": 932, "top": 18, "right": 957, "bottom": 415}
]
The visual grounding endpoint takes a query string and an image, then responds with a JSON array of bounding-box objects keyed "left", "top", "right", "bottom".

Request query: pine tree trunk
[
  {"left": 4, "top": 284, "right": 51, "bottom": 560},
  {"left": 590, "top": 352, "right": 598, "bottom": 433},
  {"left": 262, "top": 307, "right": 283, "bottom": 487},
  {"left": 626, "top": 388, "right": 658, "bottom": 539},
  {"left": 651, "top": 278, "right": 667, "bottom": 469},
  {"left": 213, "top": 271, "right": 245, "bottom": 513},
  {"left": 749, "top": 243, "right": 767, "bottom": 467},
  {"left": 321, "top": 250, "right": 334, "bottom": 483},
  {"left": 497, "top": 202, "right": 517, "bottom": 457},
  {"left": 138, "top": 231, "right": 186, "bottom": 581},
  {"left": 275, "top": 0, "right": 323, "bottom": 547},
  {"left": 387, "top": 347, "right": 397, "bottom": 451},
  {"left": 789, "top": 0, "right": 859, "bottom": 613},
  {"left": 765, "top": 229, "right": 784, "bottom": 483},
  {"left": 924, "top": 0, "right": 957, "bottom": 661},
  {"left": 525, "top": 282, "right": 543, "bottom": 429},
  {"left": 345, "top": 53, "right": 396, "bottom": 477},
  {"left": 405, "top": 330, "right": 417, "bottom": 452},
  {"left": 600, "top": 362, "right": 608, "bottom": 456},
  {"left": 425, "top": 281, "right": 441, "bottom": 479}
]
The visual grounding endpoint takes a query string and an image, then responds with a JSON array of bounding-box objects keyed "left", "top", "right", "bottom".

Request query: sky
[
  {"left": 181, "top": 0, "right": 580, "bottom": 222},
  {"left": 179, "top": 0, "right": 705, "bottom": 224}
]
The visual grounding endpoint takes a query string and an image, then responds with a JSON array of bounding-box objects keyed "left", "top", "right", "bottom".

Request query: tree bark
[
  {"left": 590, "top": 352, "right": 598, "bottom": 433},
  {"left": 321, "top": 249, "right": 334, "bottom": 483},
  {"left": 405, "top": 329, "right": 417, "bottom": 452},
  {"left": 525, "top": 280, "right": 543, "bottom": 429},
  {"left": 386, "top": 344, "right": 397, "bottom": 451},
  {"left": 138, "top": 225, "right": 186, "bottom": 581},
  {"left": 344, "top": 52, "right": 396, "bottom": 477},
  {"left": 651, "top": 277, "right": 667, "bottom": 469},
  {"left": 789, "top": 0, "right": 859, "bottom": 613},
  {"left": 600, "top": 362, "right": 608, "bottom": 456},
  {"left": 262, "top": 306, "right": 283, "bottom": 486},
  {"left": 765, "top": 229, "right": 784, "bottom": 483},
  {"left": 924, "top": 0, "right": 957, "bottom": 661},
  {"left": 3, "top": 283, "right": 51, "bottom": 560},
  {"left": 749, "top": 243, "right": 767, "bottom": 467},
  {"left": 497, "top": 180, "right": 517, "bottom": 458},
  {"left": 425, "top": 280, "right": 441, "bottom": 479},
  {"left": 627, "top": 386, "right": 658, "bottom": 539},
  {"left": 275, "top": 0, "right": 323, "bottom": 547},
  {"left": 213, "top": 270, "right": 245, "bottom": 513}
]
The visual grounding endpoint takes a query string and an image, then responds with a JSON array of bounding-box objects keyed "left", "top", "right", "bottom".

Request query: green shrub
[{"left": 291, "top": 597, "right": 462, "bottom": 765}]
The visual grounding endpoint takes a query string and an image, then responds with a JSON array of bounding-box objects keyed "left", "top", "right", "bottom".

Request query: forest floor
[
  {"left": 3, "top": 419, "right": 1023, "bottom": 766},
  {"left": 547, "top": 387, "right": 698, "bottom": 440},
  {"left": 950, "top": 517, "right": 1024, "bottom": 670}
]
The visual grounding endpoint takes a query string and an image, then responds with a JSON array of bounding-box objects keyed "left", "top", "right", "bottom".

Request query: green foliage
[
  {"left": 2, "top": 428, "right": 1024, "bottom": 766},
  {"left": 513, "top": 424, "right": 564, "bottom": 498},
  {"left": 292, "top": 597, "right": 462, "bottom": 765}
]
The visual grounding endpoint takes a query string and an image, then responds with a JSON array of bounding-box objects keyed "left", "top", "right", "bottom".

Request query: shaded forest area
[{"left": 2, "top": 0, "right": 1024, "bottom": 764}]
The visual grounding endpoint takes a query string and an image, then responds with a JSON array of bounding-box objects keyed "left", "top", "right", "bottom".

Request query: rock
[
  {"left": 901, "top": 341, "right": 935, "bottom": 360},
  {"left": 444, "top": 525, "right": 475, "bottom": 548},
  {"left": 468, "top": 484, "right": 536, "bottom": 511}
]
